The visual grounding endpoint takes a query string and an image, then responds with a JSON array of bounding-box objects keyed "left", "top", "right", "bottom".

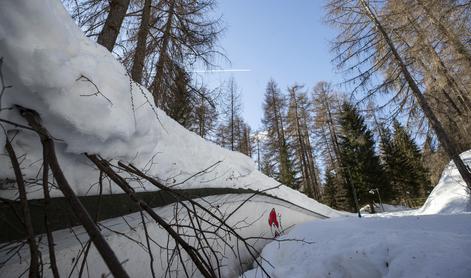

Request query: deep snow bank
[
  {"left": 0, "top": 0, "right": 340, "bottom": 217},
  {"left": 417, "top": 150, "right": 471, "bottom": 215},
  {"left": 1, "top": 194, "right": 324, "bottom": 277},
  {"left": 243, "top": 214, "right": 471, "bottom": 278}
]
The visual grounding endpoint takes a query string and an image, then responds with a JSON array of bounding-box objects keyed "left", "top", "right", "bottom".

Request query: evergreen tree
[
  {"left": 337, "top": 102, "right": 388, "bottom": 212},
  {"left": 392, "top": 121, "right": 431, "bottom": 201},
  {"left": 322, "top": 167, "right": 338, "bottom": 209},
  {"left": 378, "top": 123, "right": 406, "bottom": 203}
]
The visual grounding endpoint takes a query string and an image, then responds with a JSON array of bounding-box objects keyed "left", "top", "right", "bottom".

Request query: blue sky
[{"left": 195, "top": 0, "right": 343, "bottom": 130}]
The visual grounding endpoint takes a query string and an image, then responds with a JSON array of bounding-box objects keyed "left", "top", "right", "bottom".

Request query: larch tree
[
  {"left": 311, "top": 82, "right": 349, "bottom": 205},
  {"left": 148, "top": 0, "right": 223, "bottom": 109},
  {"left": 63, "top": 0, "right": 131, "bottom": 52},
  {"left": 286, "top": 85, "right": 321, "bottom": 199},
  {"left": 261, "top": 80, "right": 295, "bottom": 187},
  {"left": 326, "top": 0, "right": 471, "bottom": 192},
  {"left": 191, "top": 87, "right": 218, "bottom": 139}
]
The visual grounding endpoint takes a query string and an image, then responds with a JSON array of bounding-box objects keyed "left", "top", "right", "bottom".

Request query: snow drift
[
  {"left": 243, "top": 151, "right": 471, "bottom": 278},
  {"left": 0, "top": 0, "right": 339, "bottom": 218},
  {"left": 243, "top": 213, "right": 471, "bottom": 278},
  {"left": 1, "top": 194, "right": 326, "bottom": 277},
  {"left": 417, "top": 150, "right": 471, "bottom": 215}
]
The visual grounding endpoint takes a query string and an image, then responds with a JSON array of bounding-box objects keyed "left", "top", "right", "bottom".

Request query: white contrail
[{"left": 191, "top": 69, "right": 252, "bottom": 73}]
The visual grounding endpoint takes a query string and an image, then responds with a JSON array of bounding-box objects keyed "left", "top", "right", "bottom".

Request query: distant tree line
[{"left": 255, "top": 80, "right": 432, "bottom": 212}]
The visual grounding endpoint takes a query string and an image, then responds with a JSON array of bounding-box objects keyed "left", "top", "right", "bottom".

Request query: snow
[
  {"left": 243, "top": 213, "right": 471, "bottom": 278},
  {"left": 360, "top": 203, "right": 412, "bottom": 214},
  {"left": 0, "top": 0, "right": 340, "bottom": 218},
  {"left": 243, "top": 150, "right": 471, "bottom": 278},
  {"left": 0, "top": 194, "right": 326, "bottom": 277},
  {"left": 417, "top": 150, "right": 471, "bottom": 215},
  {"left": 2, "top": 0, "right": 470, "bottom": 277}
]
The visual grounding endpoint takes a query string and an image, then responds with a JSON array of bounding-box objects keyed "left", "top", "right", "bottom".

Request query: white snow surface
[
  {"left": 243, "top": 213, "right": 471, "bottom": 278},
  {"left": 360, "top": 203, "right": 412, "bottom": 214},
  {"left": 1, "top": 194, "right": 325, "bottom": 277},
  {"left": 417, "top": 150, "right": 471, "bottom": 215},
  {"left": 243, "top": 151, "right": 471, "bottom": 278},
  {"left": 0, "top": 0, "right": 340, "bottom": 218}
]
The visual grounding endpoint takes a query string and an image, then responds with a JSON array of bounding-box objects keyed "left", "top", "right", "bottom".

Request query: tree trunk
[
  {"left": 131, "top": 0, "right": 152, "bottom": 83},
  {"left": 41, "top": 149, "right": 60, "bottom": 278},
  {"left": 97, "top": 0, "right": 130, "bottom": 52},
  {"left": 359, "top": 0, "right": 471, "bottom": 191},
  {"left": 5, "top": 139, "right": 39, "bottom": 278},
  {"left": 151, "top": 0, "right": 176, "bottom": 107},
  {"left": 21, "top": 109, "right": 130, "bottom": 278}
]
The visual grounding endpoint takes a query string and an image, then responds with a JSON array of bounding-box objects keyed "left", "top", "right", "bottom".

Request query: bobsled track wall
[{"left": 1, "top": 187, "right": 328, "bottom": 243}]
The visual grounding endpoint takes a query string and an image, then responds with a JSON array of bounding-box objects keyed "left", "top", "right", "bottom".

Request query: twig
[
  {"left": 20, "top": 107, "right": 129, "bottom": 278},
  {"left": 5, "top": 136, "right": 40, "bottom": 277},
  {"left": 87, "top": 154, "right": 214, "bottom": 278},
  {"left": 76, "top": 75, "right": 113, "bottom": 106}
]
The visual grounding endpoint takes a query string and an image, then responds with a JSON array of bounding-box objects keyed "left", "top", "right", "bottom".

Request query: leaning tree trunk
[
  {"left": 21, "top": 108, "right": 130, "bottom": 278},
  {"left": 359, "top": 0, "right": 471, "bottom": 191},
  {"left": 97, "top": 0, "right": 131, "bottom": 52}
]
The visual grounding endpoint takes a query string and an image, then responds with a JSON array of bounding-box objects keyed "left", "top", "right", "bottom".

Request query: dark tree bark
[
  {"left": 41, "top": 148, "right": 60, "bottom": 278},
  {"left": 131, "top": 0, "right": 152, "bottom": 83},
  {"left": 20, "top": 108, "right": 130, "bottom": 278},
  {"left": 5, "top": 138, "right": 39, "bottom": 278},
  {"left": 151, "top": 0, "right": 176, "bottom": 107},
  {"left": 97, "top": 0, "right": 131, "bottom": 52}
]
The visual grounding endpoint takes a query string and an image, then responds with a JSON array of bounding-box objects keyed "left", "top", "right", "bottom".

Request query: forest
[
  {"left": 62, "top": 0, "right": 470, "bottom": 213},
  {"left": 0, "top": 0, "right": 470, "bottom": 277}
]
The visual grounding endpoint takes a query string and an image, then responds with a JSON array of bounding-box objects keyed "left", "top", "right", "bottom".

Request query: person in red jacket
[{"left": 268, "top": 208, "right": 282, "bottom": 237}]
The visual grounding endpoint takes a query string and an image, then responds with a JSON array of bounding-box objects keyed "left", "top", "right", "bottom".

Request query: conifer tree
[
  {"left": 338, "top": 102, "right": 388, "bottom": 212},
  {"left": 378, "top": 123, "right": 406, "bottom": 203},
  {"left": 392, "top": 121, "right": 431, "bottom": 200},
  {"left": 322, "top": 167, "right": 338, "bottom": 209},
  {"left": 191, "top": 88, "right": 218, "bottom": 139}
]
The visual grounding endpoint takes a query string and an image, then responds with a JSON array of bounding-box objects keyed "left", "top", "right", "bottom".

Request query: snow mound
[
  {"left": 1, "top": 194, "right": 325, "bottom": 277},
  {"left": 243, "top": 214, "right": 471, "bottom": 278},
  {"left": 0, "top": 0, "right": 340, "bottom": 217},
  {"left": 418, "top": 150, "right": 471, "bottom": 215},
  {"left": 360, "top": 203, "right": 412, "bottom": 214}
]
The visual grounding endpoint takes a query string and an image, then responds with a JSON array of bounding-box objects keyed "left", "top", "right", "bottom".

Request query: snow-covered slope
[
  {"left": 243, "top": 213, "right": 471, "bottom": 278},
  {"left": 0, "top": 0, "right": 340, "bottom": 217},
  {"left": 418, "top": 150, "right": 471, "bottom": 215},
  {"left": 243, "top": 151, "right": 471, "bottom": 278},
  {"left": 0, "top": 194, "right": 327, "bottom": 277}
]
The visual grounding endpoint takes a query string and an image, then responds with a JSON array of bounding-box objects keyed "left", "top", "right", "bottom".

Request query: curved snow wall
[{"left": 0, "top": 187, "right": 329, "bottom": 242}]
